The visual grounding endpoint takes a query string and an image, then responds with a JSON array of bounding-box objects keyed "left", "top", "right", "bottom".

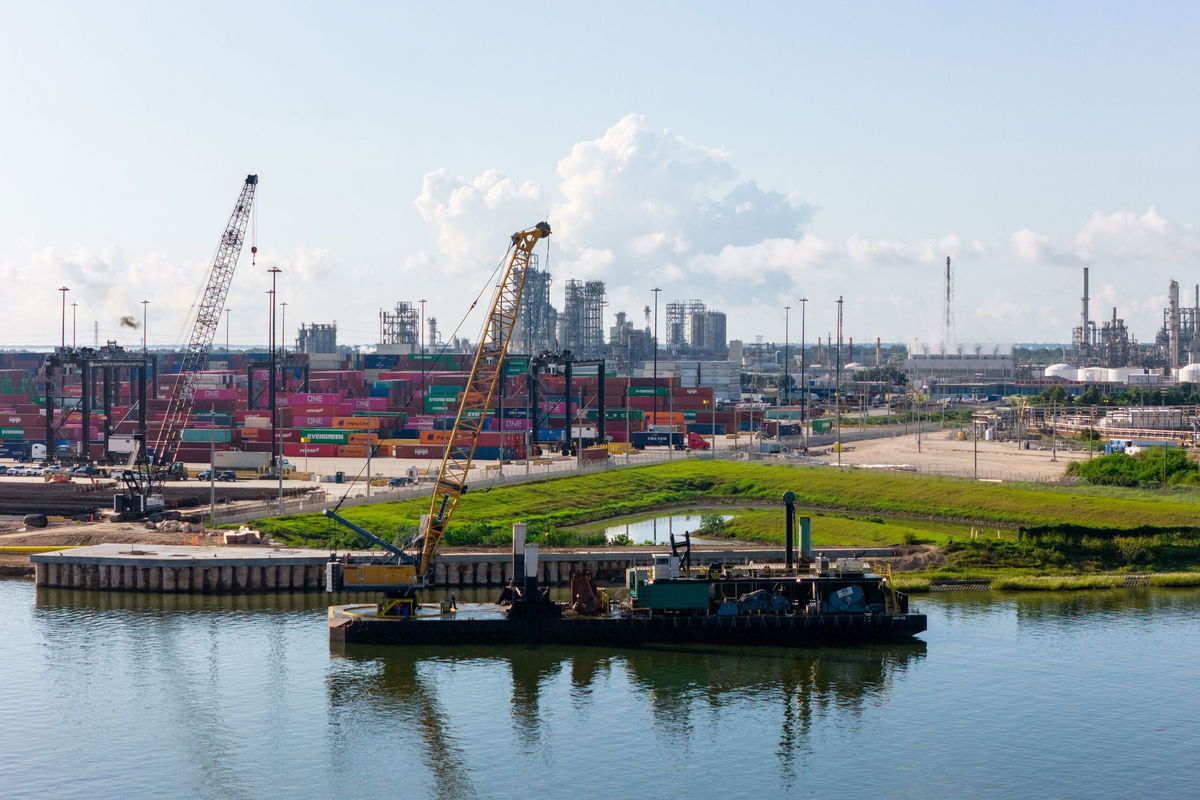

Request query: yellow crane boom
[{"left": 417, "top": 222, "right": 551, "bottom": 577}]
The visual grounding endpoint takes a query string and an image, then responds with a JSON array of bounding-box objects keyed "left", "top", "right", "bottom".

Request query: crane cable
[{"left": 329, "top": 239, "right": 518, "bottom": 515}]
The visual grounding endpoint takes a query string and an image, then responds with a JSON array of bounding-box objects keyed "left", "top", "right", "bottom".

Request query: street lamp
[
  {"left": 267, "top": 267, "right": 281, "bottom": 507},
  {"left": 652, "top": 288, "right": 661, "bottom": 424},
  {"left": 799, "top": 297, "right": 808, "bottom": 452},
  {"left": 58, "top": 287, "right": 69, "bottom": 349},
  {"left": 784, "top": 305, "right": 791, "bottom": 406}
]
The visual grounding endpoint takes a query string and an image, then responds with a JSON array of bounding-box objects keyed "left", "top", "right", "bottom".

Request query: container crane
[
  {"left": 323, "top": 221, "right": 551, "bottom": 613},
  {"left": 115, "top": 175, "right": 257, "bottom": 517}
]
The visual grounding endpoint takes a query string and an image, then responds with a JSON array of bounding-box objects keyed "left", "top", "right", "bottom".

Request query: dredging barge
[{"left": 328, "top": 553, "right": 926, "bottom": 647}]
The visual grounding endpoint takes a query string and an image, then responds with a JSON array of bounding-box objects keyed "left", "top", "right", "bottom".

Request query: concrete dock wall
[{"left": 32, "top": 543, "right": 890, "bottom": 594}]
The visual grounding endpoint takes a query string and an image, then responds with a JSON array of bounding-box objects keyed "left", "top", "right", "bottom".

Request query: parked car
[
  {"left": 217, "top": 471, "right": 238, "bottom": 482},
  {"left": 25, "top": 466, "right": 45, "bottom": 477},
  {"left": 387, "top": 476, "right": 411, "bottom": 487},
  {"left": 196, "top": 470, "right": 214, "bottom": 481},
  {"left": 69, "top": 465, "right": 98, "bottom": 476}
]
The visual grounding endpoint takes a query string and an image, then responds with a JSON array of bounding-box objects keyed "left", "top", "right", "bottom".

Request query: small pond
[{"left": 602, "top": 512, "right": 732, "bottom": 545}]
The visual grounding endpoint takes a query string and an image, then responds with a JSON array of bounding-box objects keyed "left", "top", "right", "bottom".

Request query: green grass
[
  {"left": 989, "top": 574, "right": 1126, "bottom": 591},
  {"left": 887, "top": 575, "right": 933, "bottom": 592},
  {"left": 1148, "top": 572, "right": 1200, "bottom": 587},
  {"left": 708, "top": 508, "right": 974, "bottom": 547},
  {"left": 255, "top": 460, "right": 1200, "bottom": 550}
]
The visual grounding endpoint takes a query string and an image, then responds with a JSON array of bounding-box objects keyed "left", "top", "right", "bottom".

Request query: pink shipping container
[
  {"left": 194, "top": 388, "right": 237, "bottom": 401},
  {"left": 287, "top": 392, "right": 343, "bottom": 406},
  {"left": 293, "top": 415, "right": 333, "bottom": 427}
]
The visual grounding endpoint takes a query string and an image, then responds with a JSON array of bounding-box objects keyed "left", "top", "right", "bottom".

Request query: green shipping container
[
  {"left": 812, "top": 418, "right": 833, "bottom": 433},
  {"left": 585, "top": 408, "right": 645, "bottom": 422},
  {"left": 301, "top": 429, "right": 350, "bottom": 444},
  {"left": 427, "top": 385, "right": 465, "bottom": 397},
  {"left": 503, "top": 357, "right": 530, "bottom": 376},
  {"left": 628, "top": 386, "right": 668, "bottom": 397},
  {"left": 634, "top": 580, "right": 711, "bottom": 611},
  {"left": 181, "top": 429, "right": 233, "bottom": 443},
  {"left": 0, "top": 427, "right": 24, "bottom": 439}
]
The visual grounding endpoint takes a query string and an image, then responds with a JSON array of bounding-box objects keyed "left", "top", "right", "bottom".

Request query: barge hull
[{"left": 329, "top": 607, "right": 927, "bottom": 647}]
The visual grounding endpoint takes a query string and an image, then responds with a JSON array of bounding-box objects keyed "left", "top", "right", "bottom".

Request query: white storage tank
[
  {"left": 1078, "top": 367, "right": 1108, "bottom": 383},
  {"left": 1178, "top": 364, "right": 1200, "bottom": 383},
  {"left": 1044, "top": 363, "right": 1077, "bottom": 381}
]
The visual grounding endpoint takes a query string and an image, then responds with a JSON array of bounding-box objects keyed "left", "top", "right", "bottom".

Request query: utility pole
[
  {"left": 800, "top": 297, "right": 808, "bottom": 452},
  {"left": 836, "top": 296, "right": 843, "bottom": 466}
]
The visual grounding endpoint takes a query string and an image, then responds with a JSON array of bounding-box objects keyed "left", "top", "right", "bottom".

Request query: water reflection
[{"left": 329, "top": 640, "right": 925, "bottom": 795}]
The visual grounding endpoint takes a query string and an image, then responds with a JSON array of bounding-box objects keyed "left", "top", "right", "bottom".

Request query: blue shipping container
[
  {"left": 537, "top": 428, "right": 566, "bottom": 443},
  {"left": 365, "top": 354, "right": 400, "bottom": 369},
  {"left": 632, "top": 432, "right": 683, "bottom": 448}
]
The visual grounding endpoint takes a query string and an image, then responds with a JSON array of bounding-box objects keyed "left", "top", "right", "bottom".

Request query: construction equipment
[
  {"left": 117, "top": 175, "right": 257, "bottom": 517},
  {"left": 324, "top": 221, "right": 551, "bottom": 608}
]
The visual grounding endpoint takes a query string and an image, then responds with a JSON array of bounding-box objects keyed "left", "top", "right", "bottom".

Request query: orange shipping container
[
  {"left": 375, "top": 444, "right": 393, "bottom": 457},
  {"left": 333, "top": 416, "right": 378, "bottom": 430},
  {"left": 347, "top": 432, "right": 380, "bottom": 445},
  {"left": 418, "top": 430, "right": 451, "bottom": 444},
  {"left": 645, "top": 411, "right": 685, "bottom": 425},
  {"left": 337, "top": 444, "right": 370, "bottom": 458}
]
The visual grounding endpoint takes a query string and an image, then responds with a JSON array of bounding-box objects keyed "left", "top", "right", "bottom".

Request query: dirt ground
[
  {"left": 816, "top": 430, "right": 1088, "bottom": 481},
  {"left": 0, "top": 519, "right": 228, "bottom": 575}
]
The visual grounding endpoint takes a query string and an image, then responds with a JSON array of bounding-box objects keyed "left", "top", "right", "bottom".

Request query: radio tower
[{"left": 943, "top": 256, "right": 954, "bottom": 353}]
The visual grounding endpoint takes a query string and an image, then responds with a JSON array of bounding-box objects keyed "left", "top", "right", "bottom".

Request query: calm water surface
[{"left": 1, "top": 579, "right": 1198, "bottom": 799}]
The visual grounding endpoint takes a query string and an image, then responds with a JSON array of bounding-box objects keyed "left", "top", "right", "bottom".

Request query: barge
[{"left": 328, "top": 548, "right": 926, "bottom": 648}]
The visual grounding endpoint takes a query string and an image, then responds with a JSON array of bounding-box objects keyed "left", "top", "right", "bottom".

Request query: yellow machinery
[
  {"left": 323, "top": 222, "right": 551, "bottom": 608},
  {"left": 415, "top": 222, "right": 551, "bottom": 579}
]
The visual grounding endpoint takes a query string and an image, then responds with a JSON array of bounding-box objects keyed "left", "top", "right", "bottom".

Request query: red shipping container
[
  {"left": 392, "top": 444, "right": 443, "bottom": 459},
  {"left": 283, "top": 442, "right": 339, "bottom": 458}
]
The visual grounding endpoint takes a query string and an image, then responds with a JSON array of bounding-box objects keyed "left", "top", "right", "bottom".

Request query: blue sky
[{"left": 1, "top": 1, "right": 1198, "bottom": 351}]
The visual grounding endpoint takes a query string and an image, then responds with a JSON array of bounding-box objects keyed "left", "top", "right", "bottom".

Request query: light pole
[
  {"left": 784, "top": 305, "right": 791, "bottom": 406},
  {"left": 268, "top": 267, "right": 281, "bottom": 507},
  {"left": 652, "top": 288, "right": 661, "bottom": 425},
  {"left": 835, "top": 296, "right": 843, "bottom": 467},
  {"left": 141, "top": 300, "right": 149, "bottom": 355},
  {"left": 225, "top": 309, "right": 230, "bottom": 353},
  {"left": 973, "top": 416, "right": 979, "bottom": 479},
  {"left": 799, "top": 297, "right": 808, "bottom": 451},
  {"left": 58, "top": 287, "right": 69, "bottom": 349},
  {"left": 71, "top": 303, "right": 78, "bottom": 348},
  {"left": 280, "top": 302, "right": 288, "bottom": 358}
]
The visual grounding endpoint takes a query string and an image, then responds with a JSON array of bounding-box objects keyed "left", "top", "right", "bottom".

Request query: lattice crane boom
[
  {"left": 150, "top": 174, "right": 258, "bottom": 469},
  {"left": 417, "top": 222, "right": 551, "bottom": 577}
]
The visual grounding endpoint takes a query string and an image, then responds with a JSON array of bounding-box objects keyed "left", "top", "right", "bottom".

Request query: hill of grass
[{"left": 254, "top": 460, "right": 1200, "bottom": 550}]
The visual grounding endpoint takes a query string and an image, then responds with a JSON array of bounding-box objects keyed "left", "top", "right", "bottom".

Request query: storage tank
[
  {"left": 1079, "top": 367, "right": 1107, "bottom": 383},
  {"left": 1044, "top": 363, "right": 1077, "bottom": 381},
  {"left": 844, "top": 362, "right": 866, "bottom": 372},
  {"left": 1178, "top": 364, "right": 1200, "bottom": 383}
]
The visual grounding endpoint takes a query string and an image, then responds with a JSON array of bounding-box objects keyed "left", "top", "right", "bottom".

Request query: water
[
  {"left": 1, "top": 579, "right": 1198, "bottom": 799},
  {"left": 601, "top": 512, "right": 731, "bottom": 544}
]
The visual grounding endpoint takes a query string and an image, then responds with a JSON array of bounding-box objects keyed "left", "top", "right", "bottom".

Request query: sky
[{"left": 1, "top": 1, "right": 1198, "bottom": 352}]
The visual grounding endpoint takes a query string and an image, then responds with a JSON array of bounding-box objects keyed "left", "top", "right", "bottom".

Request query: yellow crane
[{"left": 323, "top": 222, "right": 550, "bottom": 612}]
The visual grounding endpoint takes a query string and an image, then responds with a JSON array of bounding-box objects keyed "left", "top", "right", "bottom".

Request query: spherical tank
[{"left": 1044, "top": 363, "right": 1077, "bottom": 381}]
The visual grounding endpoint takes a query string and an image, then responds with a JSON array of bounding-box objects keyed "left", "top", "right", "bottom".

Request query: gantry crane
[
  {"left": 324, "top": 221, "right": 551, "bottom": 612},
  {"left": 115, "top": 175, "right": 257, "bottom": 516}
]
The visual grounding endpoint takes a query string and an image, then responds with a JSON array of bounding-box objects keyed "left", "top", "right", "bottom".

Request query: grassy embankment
[{"left": 257, "top": 461, "right": 1200, "bottom": 585}]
